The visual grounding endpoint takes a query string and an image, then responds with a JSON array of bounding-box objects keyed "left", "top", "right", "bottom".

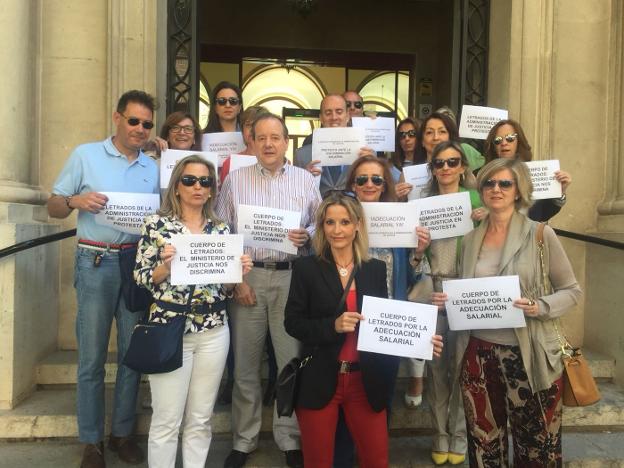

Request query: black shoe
[
  {"left": 284, "top": 449, "right": 303, "bottom": 468},
  {"left": 224, "top": 449, "right": 249, "bottom": 468}
]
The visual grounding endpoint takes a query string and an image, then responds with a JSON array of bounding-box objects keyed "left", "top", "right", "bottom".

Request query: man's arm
[{"left": 47, "top": 192, "right": 108, "bottom": 219}]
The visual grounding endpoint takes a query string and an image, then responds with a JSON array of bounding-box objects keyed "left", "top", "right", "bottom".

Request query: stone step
[
  {"left": 35, "top": 348, "right": 616, "bottom": 385},
  {"left": 1, "top": 381, "right": 623, "bottom": 440},
  {"left": 0, "top": 431, "right": 623, "bottom": 467}
]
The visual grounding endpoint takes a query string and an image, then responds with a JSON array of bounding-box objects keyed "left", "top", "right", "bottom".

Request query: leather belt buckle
[
  {"left": 264, "top": 262, "right": 277, "bottom": 270},
  {"left": 339, "top": 361, "right": 350, "bottom": 374}
]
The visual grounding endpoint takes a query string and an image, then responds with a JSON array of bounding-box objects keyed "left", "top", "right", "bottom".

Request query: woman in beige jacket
[{"left": 432, "top": 158, "right": 582, "bottom": 467}]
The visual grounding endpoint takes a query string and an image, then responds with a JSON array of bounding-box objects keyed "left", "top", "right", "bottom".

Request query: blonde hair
[
  {"left": 476, "top": 158, "right": 533, "bottom": 210},
  {"left": 313, "top": 192, "right": 369, "bottom": 266}
]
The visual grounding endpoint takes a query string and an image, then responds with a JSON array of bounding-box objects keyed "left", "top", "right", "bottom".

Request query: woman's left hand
[
  {"left": 431, "top": 334, "right": 444, "bottom": 358},
  {"left": 554, "top": 170, "right": 572, "bottom": 193},
  {"left": 471, "top": 207, "right": 488, "bottom": 221},
  {"left": 514, "top": 297, "right": 540, "bottom": 317},
  {"left": 395, "top": 182, "right": 413, "bottom": 199},
  {"left": 241, "top": 254, "right": 253, "bottom": 275}
]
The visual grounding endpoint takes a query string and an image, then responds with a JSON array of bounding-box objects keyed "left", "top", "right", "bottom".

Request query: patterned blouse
[{"left": 134, "top": 214, "right": 231, "bottom": 333}]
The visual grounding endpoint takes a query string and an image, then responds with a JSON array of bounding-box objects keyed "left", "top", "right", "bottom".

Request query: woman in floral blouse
[{"left": 135, "top": 154, "right": 252, "bottom": 468}]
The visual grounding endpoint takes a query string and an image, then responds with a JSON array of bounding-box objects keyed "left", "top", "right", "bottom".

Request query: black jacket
[{"left": 284, "top": 255, "right": 398, "bottom": 412}]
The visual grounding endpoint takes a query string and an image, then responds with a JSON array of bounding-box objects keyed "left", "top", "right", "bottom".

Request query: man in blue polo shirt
[{"left": 48, "top": 90, "right": 159, "bottom": 468}]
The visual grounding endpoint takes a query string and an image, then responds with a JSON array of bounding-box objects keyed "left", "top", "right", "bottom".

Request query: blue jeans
[{"left": 74, "top": 247, "right": 141, "bottom": 443}]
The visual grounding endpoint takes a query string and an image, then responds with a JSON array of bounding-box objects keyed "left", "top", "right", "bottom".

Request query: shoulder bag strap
[{"left": 335, "top": 267, "right": 357, "bottom": 316}]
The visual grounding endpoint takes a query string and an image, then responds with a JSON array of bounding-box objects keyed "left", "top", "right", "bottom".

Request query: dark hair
[
  {"left": 415, "top": 112, "right": 460, "bottom": 162},
  {"left": 251, "top": 113, "right": 289, "bottom": 139},
  {"left": 392, "top": 117, "right": 423, "bottom": 169},
  {"left": 345, "top": 155, "right": 398, "bottom": 202},
  {"left": 204, "top": 81, "right": 243, "bottom": 133},
  {"left": 159, "top": 111, "right": 202, "bottom": 151},
  {"left": 426, "top": 140, "right": 470, "bottom": 196},
  {"left": 116, "top": 90, "right": 156, "bottom": 114},
  {"left": 484, "top": 119, "right": 533, "bottom": 163}
]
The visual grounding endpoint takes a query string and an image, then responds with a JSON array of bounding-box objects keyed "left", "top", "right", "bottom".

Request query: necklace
[{"left": 335, "top": 259, "right": 354, "bottom": 277}]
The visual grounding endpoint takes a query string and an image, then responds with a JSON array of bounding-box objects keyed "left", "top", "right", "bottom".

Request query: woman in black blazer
[{"left": 285, "top": 192, "right": 441, "bottom": 468}]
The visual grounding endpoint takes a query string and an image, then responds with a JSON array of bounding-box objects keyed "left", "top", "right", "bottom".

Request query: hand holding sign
[{"left": 74, "top": 192, "right": 109, "bottom": 214}]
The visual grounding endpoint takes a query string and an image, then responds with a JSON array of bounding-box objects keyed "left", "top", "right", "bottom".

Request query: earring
[{"left": 175, "top": 191, "right": 179, "bottom": 196}]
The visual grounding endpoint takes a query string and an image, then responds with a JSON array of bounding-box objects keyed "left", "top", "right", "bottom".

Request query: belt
[
  {"left": 155, "top": 299, "right": 227, "bottom": 315},
  {"left": 338, "top": 361, "right": 360, "bottom": 374},
  {"left": 78, "top": 239, "right": 136, "bottom": 253},
  {"left": 252, "top": 261, "right": 292, "bottom": 270}
]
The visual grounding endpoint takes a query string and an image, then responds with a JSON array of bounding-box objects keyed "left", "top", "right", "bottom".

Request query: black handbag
[
  {"left": 122, "top": 286, "right": 195, "bottom": 374},
  {"left": 276, "top": 269, "right": 356, "bottom": 417},
  {"left": 119, "top": 245, "right": 152, "bottom": 313}
]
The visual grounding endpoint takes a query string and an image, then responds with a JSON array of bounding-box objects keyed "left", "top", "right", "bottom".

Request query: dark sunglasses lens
[
  {"left": 354, "top": 101, "right": 363, "bottom": 109},
  {"left": 181, "top": 175, "right": 214, "bottom": 187},
  {"left": 446, "top": 158, "right": 461, "bottom": 168},
  {"left": 371, "top": 176, "right": 384, "bottom": 186},
  {"left": 142, "top": 121, "right": 154, "bottom": 129},
  {"left": 499, "top": 180, "right": 514, "bottom": 189},
  {"left": 181, "top": 176, "right": 197, "bottom": 186},
  {"left": 199, "top": 176, "right": 214, "bottom": 187},
  {"left": 505, "top": 134, "right": 517, "bottom": 142},
  {"left": 483, "top": 179, "right": 496, "bottom": 189},
  {"left": 494, "top": 136, "right": 503, "bottom": 145},
  {"left": 127, "top": 117, "right": 140, "bottom": 126},
  {"left": 355, "top": 176, "right": 368, "bottom": 186}
]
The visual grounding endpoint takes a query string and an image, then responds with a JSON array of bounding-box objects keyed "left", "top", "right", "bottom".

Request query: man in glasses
[
  {"left": 294, "top": 94, "right": 375, "bottom": 197},
  {"left": 343, "top": 90, "right": 364, "bottom": 119},
  {"left": 47, "top": 90, "right": 159, "bottom": 468},
  {"left": 216, "top": 114, "right": 321, "bottom": 468}
]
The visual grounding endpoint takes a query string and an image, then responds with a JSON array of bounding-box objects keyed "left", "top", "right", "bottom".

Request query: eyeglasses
[
  {"left": 180, "top": 175, "right": 214, "bottom": 188},
  {"left": 322, "top": 189, "right": 358, "bottom": 200},
  {"left": 215, "top": 97, "right": 240, "bottom": 106},
  {"left": 170, "top": 125, "right": 195, "bottom": 134},
  {"left": 120, "top": 114, "right": 154, "bottom": 130},
  {"left": 432, "top": 157, "right": 462, "bottom": 169},
  {"left": 345, "top": 100, "right": 363, "bottom": 109},
  {"left": 493, "top": 133, "right": 518, "bottom": 145},
  {"left": 483, "top": 179, "right": 515, "bottom": 190},
  {"left": 354, "top": 175, "right": 384, "bottom": 186},
  {"left": 398, "top": 130, "right": 417, "bottom": 139}
]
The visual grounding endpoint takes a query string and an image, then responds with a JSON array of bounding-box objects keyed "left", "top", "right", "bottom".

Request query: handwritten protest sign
[
  {"left": 95, "top": 192, "right": 160, "bottom": 235},
  {"left": 525, "top": 160, "right": 562, "bottom": 200},
  {"left": 229, "top": 154, "right": 258, "bottom": 173},
  {"left": 201, "top": 132, "right": 245, "bottom": 166},
  {"left": 170, "top": 234, "right": 243, "bottom": 286},
  {"left": 160, "top": 149, "right": 219, "bottom": 189},
  {"left": 459, "top": 105, "right": 508, "bottom": 139},
  {"left": 237, "top": 205, "right": 301, "bottom": 255},
  {"left": 357, "top": 296, "right": 437, "bottom": 359},
  {"left": 351, "top": 116, "right": 395, "bottom": 152},
  {"left": 443, "top": 275, "right": 526, "bottom": 330},
  {"left": 403, "top": 164, "right": 431, "bottom": 201},
  {"left": 312, "top": 127, "right": 366, "bottom": 166},
  {"left": 417, "top": 192, "right": 473, "bottom": 240},
  {"left": 362, "top": 202, "right": 419, "bottom": 248}
]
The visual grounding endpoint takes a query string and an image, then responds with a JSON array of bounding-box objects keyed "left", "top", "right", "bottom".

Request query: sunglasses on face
[
  {"left": 398, "top": 130, "right": 417, "bottom": 139},
  {"left": 215, "top": 97, "right": 240, "bottom": 106},
  {"left": 493, "top": 133, "right": 518, "bottom": 145},
  {"left": 432, "top": 157, "right": 462, "bottom": 169},
  {"left": 180, "top": 175, "right": 214, "bottom": 188},
  {"left": 170, "top": 125, "right": 195, "bottom": 134},
  {"left": 121, "top": 114, "right": 154, "bottom": 130},
  {"left": 483, "top": 179, "right": 515, "bottom": 190},
  {"left": 355, "top": 175, "right": 384, "bottom": 186},
  {"left": 345, "top": 100, "right": 363, "bottom": 109}
]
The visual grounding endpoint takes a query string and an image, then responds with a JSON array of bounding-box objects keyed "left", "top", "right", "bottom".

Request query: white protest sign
[
  {"left": 170, "top": 234, "right": 243, "bottom": 286},
  {"left": 237, "top": 205, "right": 301, "bottom": 255},
  {"left": 362, "top": 202, "right": 420, "bottom": 248},
  {"left": 351, "top": 116, "right": 395, "bottom": 152},
  {"left": 526, "top": 160, "right": 562, "bottom": 200},
  {"left": 201, "top": 132, "right": 245, "bottom": 166},
  {"left": 95, "top": 192, "right": 160, "bottom": 235},
  {"left": 312, "top": 127, "right": 366, "bottom": 166},
  {"left": 229, "top": 154, "right": 258, "bottom": 173},
  {"left": 459, "top": 105, "right": 508, "bottom": 139},
  {"left": 357, "top": 296, "right": 438, "bottom": 359},
  {"left": 160, "top": 149, "right": 219, "bottom": 189},
  {"left": 443, "top": 275, "right": 526, "bottom": 331},
  {"left": 417, "top": 191, "right": 474, "bottom": 240},
  {"left": 403, "top": 164, "right": 431, "bottom": 201}
]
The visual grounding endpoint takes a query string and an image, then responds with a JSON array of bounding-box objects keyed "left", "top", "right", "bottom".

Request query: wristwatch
[{"left": 64, "top": 195, "right": 74, "bottom": 210}]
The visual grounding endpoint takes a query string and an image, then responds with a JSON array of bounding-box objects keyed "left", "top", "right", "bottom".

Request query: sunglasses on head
[
  {"left": 398, "top": 130, "right": 417, "bottom": 139},
  {"left": 355, "top": 175, "right": 384, "bottom": 186},
  {"left": 432, "top": 157, "right": 462, "bottom": 169},
  {"left": 180, "top": 175, "right": 214, "bottom": 188},
  {"left": 493, "top": 133, "right": 518, "bottom": 145},
  {"left": 483, "top": 179, "right": 515, "bottom": 190},
  {"left": 215, "top": 97, "right": 240, "bottom": 106},
  {"left": 345, "top": 100, "right": 363, "bottom": 109},
  {"left": 121, "top": 114, "right": 154, "bottom": 130}
]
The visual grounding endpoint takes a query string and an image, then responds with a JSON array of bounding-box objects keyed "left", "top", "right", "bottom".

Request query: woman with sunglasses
[
  {"left": 285, "top": 191, "right": 443, "bottom": 468},
  {"left": 421, "top": 140, "right": 483, "bottom": 466},
  {"left": 204, "top": 81, "right": 243, "bottom": 133},
  {"left": 134, "top": 155, "right": 253, "bottom": 468},
  {"left": 484, "top": 119, "right": 572, "bottom": 222},
  {"left": 432, "top": 158, "right": 581, "bottom": 466}
]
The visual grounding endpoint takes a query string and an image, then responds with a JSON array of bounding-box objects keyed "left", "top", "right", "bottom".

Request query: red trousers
[{"left": 295, "top": 371, "right": 388, "bottom": 468}]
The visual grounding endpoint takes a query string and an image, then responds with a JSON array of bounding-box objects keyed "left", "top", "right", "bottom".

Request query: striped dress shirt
[{"left": 215, "top": 161, "right": 322, "bottom": 262}]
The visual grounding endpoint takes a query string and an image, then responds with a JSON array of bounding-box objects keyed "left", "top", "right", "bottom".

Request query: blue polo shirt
[{"left": 52, "top": 137, "right": 159, "bottom": 243}]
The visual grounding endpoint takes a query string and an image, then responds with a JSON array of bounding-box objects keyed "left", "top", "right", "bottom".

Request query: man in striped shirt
[{"left": 216, "top": 113, "right": 321, "bottom": 468}]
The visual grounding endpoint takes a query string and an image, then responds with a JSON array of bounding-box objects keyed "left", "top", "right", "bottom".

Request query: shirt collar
[
  {"left": 104, "top": 136, "right": 149, "bottom": 167},
  {"left": 256, "top": 158, "right": 288, "bottom": 177}
]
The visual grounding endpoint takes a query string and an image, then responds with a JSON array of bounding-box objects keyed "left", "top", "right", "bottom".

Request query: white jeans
[{"left": 148, "top": 324, "right": 229, "bottom": 468}]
